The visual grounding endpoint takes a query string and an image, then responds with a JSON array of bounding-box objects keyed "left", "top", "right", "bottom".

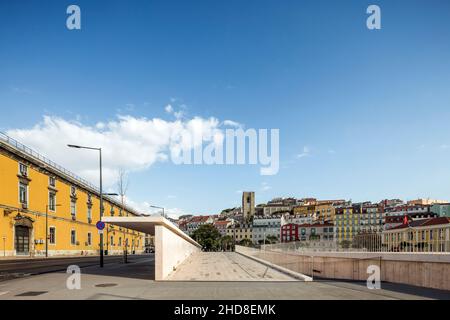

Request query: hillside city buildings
[
  {"left": 177, "top": 191, "right": 450, "bottom": 252},
  {"left": 2, "top": 131, "right": 450, "bottom": 256}
]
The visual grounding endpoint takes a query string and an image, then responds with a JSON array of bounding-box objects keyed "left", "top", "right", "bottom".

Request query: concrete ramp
[
  {"left": 102, "top": 216, "right": 201, "bottom": 280},
  {"left": 167, "top": 252, "right": 299, "bottom": 281}
]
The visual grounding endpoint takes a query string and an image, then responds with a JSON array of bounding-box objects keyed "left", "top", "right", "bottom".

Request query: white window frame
[
  {"left": 49, "top": 176, "right": 56, "bottom": 187},
  {"left": 48, "top": 191, "right": 56, "bottom": 212},
  {"left": 18, "top": 182, "right": 28, "bottom": 205},
  {"left": 18, "top": 162, "right": 28, "bottom": 176},
  {"left": 70, "top": 200, "right": 77, "bottom": 217},
  {"left": 49, "top": 226, "right": 56, "bottom": 245},
  {"left": 87, "top": 206, "right": 92, "bottom": 222},
  {"left": 87, "top": 232, "right": 92, "bottom": 246},
  {"left": 71, "top": 229, "right": 76, "bottom": 245}
]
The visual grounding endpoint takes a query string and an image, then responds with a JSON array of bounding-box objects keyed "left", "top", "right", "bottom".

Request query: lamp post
[
  {"left": 2, "top": 236, "right": 5, "bottom": 257},
  {"left": 46, "top": 204, "right": 61, "bottom": 258},
  {"left": 150, "top": 205, "right": 165, "bottom": 219},
  {"left": 68, "top": 144, "right": 106, "bottom": 267}
]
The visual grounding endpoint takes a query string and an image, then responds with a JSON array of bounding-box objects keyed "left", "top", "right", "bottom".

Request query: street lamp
[
  {"left": 46, "top": 203, "right": 61, "bottom": 258},
  {"left": 150, "top": 205, "right": 165, "bottom": 218},
  {"left": 68, "top": 144, "right": 105, "bottom": 267}
]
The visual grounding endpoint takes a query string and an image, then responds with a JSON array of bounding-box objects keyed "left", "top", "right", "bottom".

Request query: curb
[{"left": 236, "top": 251, "right": 313, "bottom": 282}]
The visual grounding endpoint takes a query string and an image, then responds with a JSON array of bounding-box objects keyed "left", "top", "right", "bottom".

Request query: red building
[{"left": 281, "top": 223, "right": 299, "bottom": 242}]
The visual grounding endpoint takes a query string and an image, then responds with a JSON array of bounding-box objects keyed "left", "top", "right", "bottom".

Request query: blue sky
[{"left": 1, "top": 0, "right": 450, "bottom": 216}]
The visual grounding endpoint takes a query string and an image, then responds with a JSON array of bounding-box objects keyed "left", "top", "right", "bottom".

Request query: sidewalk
[{"left": 167, "top": 252, "right": 297, "bottom": 281}]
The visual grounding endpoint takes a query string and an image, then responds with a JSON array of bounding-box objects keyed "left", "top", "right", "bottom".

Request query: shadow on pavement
[
  {"left": 73, "top": 254, "right": 155, "bottom": 281},
  {"left": 316, "top": 278, "right": 450, "bottom": 300}
]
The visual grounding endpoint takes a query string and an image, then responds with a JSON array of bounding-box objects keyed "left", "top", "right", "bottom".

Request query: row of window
[
  {"left": 385, "top": 229, "right": 448, "bottom": 242},
  {"left": 48, "top": 228, "right": 93, "bottom": 246},
  {"left": 64, "top": 229, "right": 138, "bottom": 247},
  {"left": 336, "top": 220, "right": 383, "bottom": 226},
  {"left": 18, "top": 162, "right": 127, "bottom": 223}
]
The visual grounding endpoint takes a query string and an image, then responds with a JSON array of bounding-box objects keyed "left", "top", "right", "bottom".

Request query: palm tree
[
  {"left": 220, "top": 235, "right": 234, "bottom": 251},
  {"left": 239, "top": 238, "right": 253, "bottom": 247},
  {"left": 266, "top": 235, "right": 278, "bottom": 244}
]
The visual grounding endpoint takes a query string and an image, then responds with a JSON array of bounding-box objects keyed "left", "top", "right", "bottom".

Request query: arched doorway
[
  {"left": 14, "top": 216, "right": 34, "bottom": 256},
  {"left": 15, "top": 226, "right": 30, "bottom": 255}
]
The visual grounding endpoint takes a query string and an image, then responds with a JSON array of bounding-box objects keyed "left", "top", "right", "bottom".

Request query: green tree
[
  {"left": 192, "top": 224, "right": 222, "bottom": 251},
  {"left": 220, "top": 235, "right": 234, "bottom": 251},
  {"left": 239, "top": 238, "right": 253, "bottom": 247},
  {"left": 266, "top": 235, "right": 278, "bottom": 244}
]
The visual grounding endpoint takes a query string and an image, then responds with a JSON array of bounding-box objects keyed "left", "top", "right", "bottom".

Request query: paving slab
[{"left": 167, "top": 252, "right": 296, "bottom": 281}]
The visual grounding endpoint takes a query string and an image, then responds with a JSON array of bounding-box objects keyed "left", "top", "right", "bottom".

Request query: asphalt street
[{"left": 0, "top": 254, "right": 148, "bottom": 282}]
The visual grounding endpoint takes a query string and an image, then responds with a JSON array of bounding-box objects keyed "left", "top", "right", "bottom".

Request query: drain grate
[
  {"left": 95, "top": 283, "right": 118, "bottom": 288},
  {"left": 16, "top": 291, "right": 48, "bottom": 297}
]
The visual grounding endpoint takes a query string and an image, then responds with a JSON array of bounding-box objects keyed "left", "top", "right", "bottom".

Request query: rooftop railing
[{"left": 0, "top": 131, "right": 100, "bottom": 192}]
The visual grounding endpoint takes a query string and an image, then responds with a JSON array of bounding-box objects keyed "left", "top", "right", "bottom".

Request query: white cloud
[
  {"left": 297, "top": 146, "right": 311, "bottom": 158},
  {"left": 6, "top": 114, "right": 235, "bottom": 188},
  {"left": 165, "top": 103, "right": 186, "bottom": 120},
  {"left": 261, "top": 182, "right": 271, "bottom": 192},
  {"left": 114, "top": 196, "right": 190, "bottom": 218},
  {"left": 165, "top": 104, "right": 174, "bottom": 114},
  {"left": 11, "top": 86, "right": 33, "bottom": 94},
  {"left": 223, "top": 120, "right": 242, "bottom": 128},
  {"left": 164, "top": 208, "right": 193, "bottom": 219}
]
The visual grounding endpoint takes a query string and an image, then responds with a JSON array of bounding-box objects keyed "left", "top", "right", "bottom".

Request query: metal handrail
[
  {"left": 0, "top": 131, "right": 143, "bottom": 216},
  {"left": 0, "top": 131, "right": 99, "bottom": 192}
]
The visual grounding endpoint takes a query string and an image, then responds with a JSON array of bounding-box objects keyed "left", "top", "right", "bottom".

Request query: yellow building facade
[
  {"left": 335, "top": 206, "right": 354, "bottom": 242},
  {"left": 226, "top": 223, "right": 253, "bottom": 243},
  {"left": 314, "top": 202, "right": 336, "bottom": 223},
  {"left": 0, "top": 134, "right": 145, "bottom": 257},
  {"left": 293, "top": 205, "right": 315, "bottom": 217}
]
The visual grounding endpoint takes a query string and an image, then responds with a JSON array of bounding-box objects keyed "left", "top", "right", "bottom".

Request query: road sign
[
  {"left": 98, "top": 229, "right": 104, "bottom": 235},
  {"left": 96, "top": 221, "right": 105, "bottom": 231}
]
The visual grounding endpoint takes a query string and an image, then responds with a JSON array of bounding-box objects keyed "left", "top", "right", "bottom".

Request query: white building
[
  {"left": 252, "top": 216, "right": 282, "bottom": 244},
  {"left": 281, "top": 214, "right": 313, "bottom": 226},
  {"left": 262, "top": 205, "right": 291, "bottom": 216},
  {"left": 186, "top": 215, "right": 214, "bottom": 235}
]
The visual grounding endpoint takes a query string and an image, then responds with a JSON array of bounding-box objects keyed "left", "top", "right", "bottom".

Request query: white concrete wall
[
  {"left": 237, "top": 246, "right": 450, "bottom": 291},
  {"left": 155, "top": 224, "right": 201, "bottom": 280}
]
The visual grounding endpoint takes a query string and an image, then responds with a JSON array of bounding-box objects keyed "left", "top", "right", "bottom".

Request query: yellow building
[
  {"left": 293, "top": 205, "right": 315, "bottom": 217},
  {"left": 226, "top": 223, "right": 253, "bottom": 244},
  {"left": 0, "top": 133, "right": 145, "bottom": 257},
  {"left": 314, "top": 202, "right": 336, "bottom": 223},
  {"left": 334, "top": 206, "right": 354, "bottom": 242},
  {"left": 382, "top": 217, "right": 450, "bottom": 252}
]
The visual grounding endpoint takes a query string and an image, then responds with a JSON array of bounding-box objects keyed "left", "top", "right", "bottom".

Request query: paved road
[
  {"left": 0, "top": 254, "right": 150, "bottom": 282},
  {"left": 1, "top": 253, "right": 449, "bottom": 299},
  {"left": 168, "top": 252, "right": 296, "bottom": 281}
]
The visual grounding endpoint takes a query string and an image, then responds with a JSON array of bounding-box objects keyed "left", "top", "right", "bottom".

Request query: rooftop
[{"left": 0, "top": 132, "right": 142, "bottom": 216}]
